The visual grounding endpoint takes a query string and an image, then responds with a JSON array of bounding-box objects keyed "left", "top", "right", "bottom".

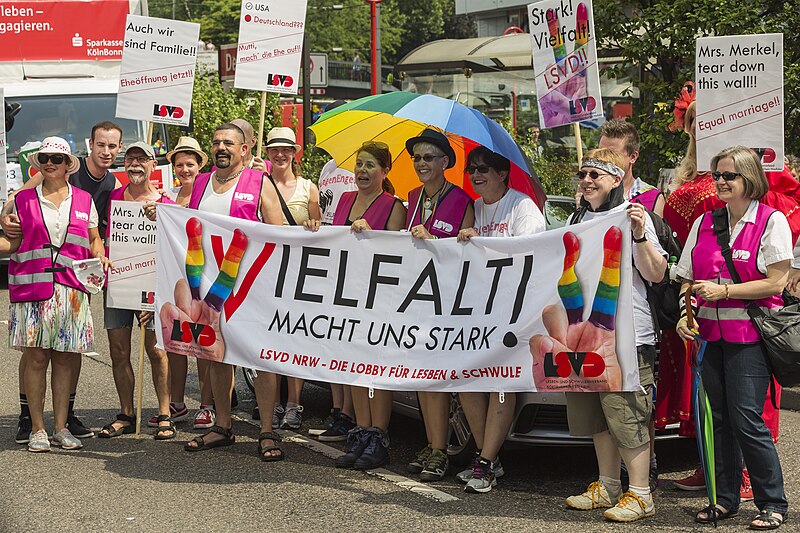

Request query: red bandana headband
[{"left": 669, "top": 81, "right": 695, "bottom": 133}]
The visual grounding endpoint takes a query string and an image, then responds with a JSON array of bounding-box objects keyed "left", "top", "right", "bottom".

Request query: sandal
[
  {"left": 97, "top": 413, "right": 135, "bottom": 438},
  {"left": 184, "top": 425, "right": 235, "bottom": 452},
  {"left": 695, "top": 504, "right": 738, "bottom": 524},
  {"left": 750, "top": 510, "right": 787, "bottom": 530},
  {"left": 154, "top": 415, "right": 176, "bottom": 441},
  {"left": 257, "top": 431, "right": 284, "bottom": 462}
]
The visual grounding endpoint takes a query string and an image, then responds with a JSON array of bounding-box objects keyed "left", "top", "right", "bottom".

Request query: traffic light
[{"left": 5, "top": 101, "right": 21, "bottom": 132}]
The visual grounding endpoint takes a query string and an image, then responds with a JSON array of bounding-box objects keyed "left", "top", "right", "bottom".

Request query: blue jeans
[{"left": 702, "top": 340, "right": 788, "bottom": 514}]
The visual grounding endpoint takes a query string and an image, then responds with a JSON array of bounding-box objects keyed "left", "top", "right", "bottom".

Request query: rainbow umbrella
[
  {"left": 686, "top": 293, "right": 716, "bottom": 523},
  {"left": 309, "top": 91, "right": 545, "bottom": 206}
]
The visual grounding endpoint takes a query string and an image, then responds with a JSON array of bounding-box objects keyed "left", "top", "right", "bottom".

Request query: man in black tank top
[{"left": 2, "top": 121, "right": 123, "bottom": 445}]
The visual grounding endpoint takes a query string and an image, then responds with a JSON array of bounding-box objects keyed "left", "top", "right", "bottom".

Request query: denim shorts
[{"left": 103, "top": 290, "right": 155, "bottom": 331}]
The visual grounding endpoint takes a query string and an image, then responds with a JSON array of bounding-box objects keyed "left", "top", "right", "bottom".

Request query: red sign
[
  {"left": 0, "top": 0, "right": 128, "bottom": 61},
  {"left": 218, "top": 44, "right": 237, "bottom": 82}
]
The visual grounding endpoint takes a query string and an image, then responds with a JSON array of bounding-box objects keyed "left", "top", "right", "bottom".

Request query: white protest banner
[
  {"left": 107, "top": 200, "right": 157, "bottom": 311},
  {"left": 0, "top": 88, "right": 6, "bottom": 200},
  {"left": 117, "top": 15, "right": 201, "bottom": 127},
  {"left": 528, "top": 0, "right": 603, "bottom": 129},
  {"left": 695, "top": 34, "right": 784, "bottom": 171},
  {"left": 318, "top": 159, "right": 356, "bottom": 225},
  {"left": 234, "top": 0, "right": 308, "bottom": 94},
  {"left": 155, "top": 205, "right": 638, "bottom": 393}
]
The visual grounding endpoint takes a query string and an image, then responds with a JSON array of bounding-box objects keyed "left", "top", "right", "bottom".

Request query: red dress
[{"left": 658, "top": 173, "right": 782, "bottom": 442}]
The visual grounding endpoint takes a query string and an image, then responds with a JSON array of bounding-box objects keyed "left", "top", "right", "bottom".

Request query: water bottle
[
  {"left": 65, "top": 133, "right": 77, "bottom": 153},
  {"left": 668, "top": 255, "right": 678, "bottom": 282}
]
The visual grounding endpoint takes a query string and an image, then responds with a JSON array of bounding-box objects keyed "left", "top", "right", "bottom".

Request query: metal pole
[
  {"left": 375, "top": 1, "right": 382, "bottom": 95},
  {"left": 366, "top": 0, "right": 381, "bottom": 95},
  {"left": 302, "top": 32, "right": 311, "bottom": 150}
]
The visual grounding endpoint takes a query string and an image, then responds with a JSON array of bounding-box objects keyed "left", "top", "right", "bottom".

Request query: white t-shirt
[
  {"left": 473, "top": 188, "right": 545, "bottom": 237},
  {"left": 318, "top": 159, "right": 357, "bottom": 225},
  {"left": 198, "top": 178, "right": 237, "bottom": 217},
  {"left": 14, "top": 184, "right": 99, "bottom": 246},
  {"left": 569, "top": 202, "right": 666, "bottom": 346},
  {"left": 675, "top": 200, "right": 794, "bottom": 280}
]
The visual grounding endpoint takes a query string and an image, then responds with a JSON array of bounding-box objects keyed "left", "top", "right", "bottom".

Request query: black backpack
[{"left": 571, "top": 205, "right": 683, "bottom": 335}]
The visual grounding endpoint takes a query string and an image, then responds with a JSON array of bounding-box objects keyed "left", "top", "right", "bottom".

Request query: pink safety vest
[
  {"left": 332, "top": 191, "right": 397, "bottom": 229},
  {"left": 692, "top": 204, "right": 784, "bottom": 343},
  {"left": 631, "top": 188, "right": 661, "bottom": 212},
  {"left": 406, "top": 183, "right": 472, "bottom": 238},
  {"left": 189, "top": 168, "right": 264, "bottom": 221},
  {"left": 9, "top": 186, "right": 94, "bottom": 302}
]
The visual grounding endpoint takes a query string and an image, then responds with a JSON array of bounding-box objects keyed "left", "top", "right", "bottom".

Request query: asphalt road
[{"left": 0, "top": 280, "right": 799, "bottom": 532}]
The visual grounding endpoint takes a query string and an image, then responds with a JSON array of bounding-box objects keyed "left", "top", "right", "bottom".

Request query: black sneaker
[
  {"left": 335, "top": 427, "right": 370, "bottom": 468},
  {"left": 67, "top": 414, "right": 95, "bottom": 439},
  {"left": 252, "top": 406, "right": 260, "bottom": 420},
  {"left": 353, "top": 427, "right": 390, "bottom": 470},
  {"left": 15, "top": 415, "right": 32, "bottom": 444},
  {"left": 309, "top": 409, "right": 339, "bottom": 436},
  {"left": 419, "top": 448, "right": 449, "bottom": 481},
  {"left": 319, "top": 413, "right": 355, "bottom": 442}
]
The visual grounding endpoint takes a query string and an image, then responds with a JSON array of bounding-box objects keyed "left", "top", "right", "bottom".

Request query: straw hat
[
  {"left": 30, "top": 136, "right": 80, "bottom": 174},
  {"left": 166, "top": 136, "right": 209, "bottom": 167},
  {"left": 265, "top": 127, "right": 301, "bottom": 152}
]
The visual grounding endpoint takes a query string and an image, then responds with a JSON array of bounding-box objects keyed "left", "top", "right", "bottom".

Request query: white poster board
[
  {"left": 234, "top": 0, "right": 308, "bottom": 94},
  {"left": 695, "top": 34, "right": 784, "bottom": 171},
  {"left": 116, "top": 15, "right": 201, "bottom": 127},
  {"left": 107, "top": 200, "right": 157, "bottom": 311},
  {"left": 528, "top": 0, "right": 604, "bottom": 128},
  {"left": 0, "top": 88, "right": 6, "bottom": 201}
]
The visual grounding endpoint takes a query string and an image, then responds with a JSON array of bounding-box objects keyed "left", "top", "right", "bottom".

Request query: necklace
[
  {"left": 214, "top": 168, "right": 244, "bottom": 184},
  {"left": 480, "top": 192, "right": 506, "bottom": 235},
  {"left": 423, "top": 180, "right": 447, "bottom": 210}
]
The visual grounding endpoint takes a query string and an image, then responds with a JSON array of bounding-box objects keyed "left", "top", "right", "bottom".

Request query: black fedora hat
[{"left": 405, "top": 128, "right": 456, "bottom": 169}]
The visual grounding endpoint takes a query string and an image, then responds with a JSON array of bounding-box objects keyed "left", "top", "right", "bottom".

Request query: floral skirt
[{"left": 9, "top": 283, "right": 93, "bottom": 352}]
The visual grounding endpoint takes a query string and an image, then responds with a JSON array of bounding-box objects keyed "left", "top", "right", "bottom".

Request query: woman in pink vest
[
  {"left": 5, "top": 137, "right": 109, "bottom": 452},
  {"left": 316, "top": 141, "right": 406, "bottom": 470},
  {"left": 404, "top": 128, "right": 475, "bottom": 482},
  {"left": 676, "top": 146, "right": 792, "bottom": 529}
]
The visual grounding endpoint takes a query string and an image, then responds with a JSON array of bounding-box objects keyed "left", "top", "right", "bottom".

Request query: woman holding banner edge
[
  {"left": 306, "top": 141, "right": 406, "bottom": 469},
  {"left": 405, "top": 128, "right": 475, "bottom": 483},
  {"left": 456, "top": 146, "right": 545, "bottom": 493}
]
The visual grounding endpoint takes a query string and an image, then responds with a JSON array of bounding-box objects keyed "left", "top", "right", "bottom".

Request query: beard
[
  {"left": 126, "top": 167, "right": 148, "bottom": 184},
  {"left": 215, "top": 152, "right": 231, "bottom": 168}
]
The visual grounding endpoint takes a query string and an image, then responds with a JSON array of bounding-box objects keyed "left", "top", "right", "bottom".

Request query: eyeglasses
[
  {"left": 412, "top": 154, "right": 444, "bottom": 163},
  {"left": 124, "top": 155, "right": 152, "bottom": 164},
  {"left": 575, "top": 170, "right": 612, "bottom": 180},
  {"left": 37, "top": 153, "right": 66, "bottom": 165},
  {"left": 466, "top": 165, "right": 491, "bottom": 175},
  {"left": 212, "top": 139, "right": 241, "bottom": 147},
  {"left": 712, "top": 171, "right": 742, "bottom": 182}
]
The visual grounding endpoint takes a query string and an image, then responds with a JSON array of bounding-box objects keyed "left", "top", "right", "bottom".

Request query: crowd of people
[{"left": 3, "top": 85, "right": 799, "bottom": 528}]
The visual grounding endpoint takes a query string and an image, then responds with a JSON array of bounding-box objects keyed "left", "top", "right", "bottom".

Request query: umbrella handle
[{"left": 685, "top": 287, "right": 695, "bottom": 330}]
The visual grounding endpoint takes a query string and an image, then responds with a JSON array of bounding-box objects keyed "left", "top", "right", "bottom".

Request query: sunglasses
[
  {"left": 466, "top": 165, "right": 491, "bottom": 175},
  {"left": 712, "top": 171, "right": 742, "bottom": 182},
  {"left": 37, "top": 153, "right": 67, "bottom": 165},
  {"left": 412, "top": 154, "right": 444, "bottom": 163},
  {"left": 575, "top": 170, "right": 612, "bottom": 180}
]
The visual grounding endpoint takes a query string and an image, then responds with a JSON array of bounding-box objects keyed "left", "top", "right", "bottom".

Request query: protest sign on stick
[
  {"left": 0, "top": 88, "right": 6, "bottom": 201},
  {"left": 107, "top": 200, "right": 158, "bottom": 312},
  {"left": 695, "top": 33, "right": 784, "bottom": 172},
  {"left": 116, "top": 15, "right": 200, "bottom": 127},
  {"left": 528, "top": 0, "right": 604, "bottom": 130}
]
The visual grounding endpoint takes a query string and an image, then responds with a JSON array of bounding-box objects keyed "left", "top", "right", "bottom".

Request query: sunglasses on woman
[
  {"left": 466, "top": 165, "right": 491, "bottom": 175},
  {"left": 412, "top": 154, "right": 444, "bottom": 163},
  {"left": 37, "top": 153, "right": 67, "bottom": 165},
  {"left": 712, "top": 171, "right": 742, "bottom": 181},
  {"left": 575, "top": 170, "right": 611, "bottom": 180}
]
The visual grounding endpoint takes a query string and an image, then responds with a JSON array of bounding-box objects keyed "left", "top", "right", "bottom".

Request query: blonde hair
[
  {"left": 582, "top": 148, "right": 626, "bottom": 171},
  {"left": 710, "top": 146, "right": 769, "bottom": 200},
  {"left": 672, "top": 102, "right": 698, "bottom": 190}
]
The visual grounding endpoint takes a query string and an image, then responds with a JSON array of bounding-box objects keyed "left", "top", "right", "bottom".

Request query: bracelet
[
  {"left": 632, "top": 234, "right": 647, "bottom": 243},
  {"left": 725, "top": 284, "right": 730, "bottom": 300}
]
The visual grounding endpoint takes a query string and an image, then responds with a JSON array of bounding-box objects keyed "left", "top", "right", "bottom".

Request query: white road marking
[
  {"left": 233, "top": 413, "right": 459, "bottom": 502},
  {"left": 0, "top": 320, "right": 7, "bottom": 325}
]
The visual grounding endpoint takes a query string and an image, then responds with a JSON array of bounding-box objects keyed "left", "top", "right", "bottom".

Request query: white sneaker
[
  {"left": 457, "top": 456, "right": 505, "bottom": 483},
  {"left": 27, "top": 430, "right": 51, "bottom": 453},
  {"left": 566, "top": 481, "right": 620, "bottom": 510},
  {"left": 603, "top": 491, "right": 655, "bottom": 522}
]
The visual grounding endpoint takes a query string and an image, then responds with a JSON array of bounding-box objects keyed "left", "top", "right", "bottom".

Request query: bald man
[{"left": 230, "top": 118, "right": 268, "bottom": 172}]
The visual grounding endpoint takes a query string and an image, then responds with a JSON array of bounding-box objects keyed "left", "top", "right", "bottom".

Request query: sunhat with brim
[
  {"left": 166, "top": 136, "right": 209, "bottom": 168},
  {"left": 405, "top": 128, "right": 457, "bottom": 169},
  {"left": 265, "top": 127, "right": 301, "bottom": 152},
  {"left": 30, "top": 136, "right": 80, "bottom": 174}
]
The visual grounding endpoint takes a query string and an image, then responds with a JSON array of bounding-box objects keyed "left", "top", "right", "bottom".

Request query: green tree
[{"left": 594, "top": 0, "right": 800, "bottom": 178}]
